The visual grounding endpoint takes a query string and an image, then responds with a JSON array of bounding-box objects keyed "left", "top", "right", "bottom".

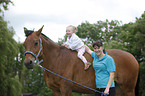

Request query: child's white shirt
[{"left": 65, "top": 33, "right": 84, "bottom": 50}]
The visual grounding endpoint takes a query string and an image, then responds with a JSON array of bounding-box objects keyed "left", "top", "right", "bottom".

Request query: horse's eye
[{"left": 35, "top": 42, "right": 38, "bottom": 46}]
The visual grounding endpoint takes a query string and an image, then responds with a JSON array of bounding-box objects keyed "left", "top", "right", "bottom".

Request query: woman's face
[
  {"left": 66, "top": 27, "right": 73, "bottom": 37},
  {"left": 93, "top": 45, "right": 104, "bottom": 57}
]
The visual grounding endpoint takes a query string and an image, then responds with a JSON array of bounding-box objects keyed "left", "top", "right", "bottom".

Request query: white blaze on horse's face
[
  {"left": 24, "top": 26, "right": 44, "bottom": 69},
  {"left": 24, "top": 34, "right": 39, "bottom": 69}
]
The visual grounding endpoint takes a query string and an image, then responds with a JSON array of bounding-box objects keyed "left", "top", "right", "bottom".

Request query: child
[{"left": 62, "top": 25, "right": 91, "bottom": 70}]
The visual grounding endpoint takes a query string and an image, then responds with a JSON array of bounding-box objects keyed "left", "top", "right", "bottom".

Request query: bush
[{"left": 139, "top": 62, "right": 145, "bottom": 96}]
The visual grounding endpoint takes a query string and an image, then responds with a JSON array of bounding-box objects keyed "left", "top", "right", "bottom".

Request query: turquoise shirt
[{"left": 91, "top": 52, "right": 116, "bottom": 88}]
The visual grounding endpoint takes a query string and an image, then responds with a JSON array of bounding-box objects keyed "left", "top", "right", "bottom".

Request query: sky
[{"left": 4, "top": 0, "right": 145, "bottom": 43}]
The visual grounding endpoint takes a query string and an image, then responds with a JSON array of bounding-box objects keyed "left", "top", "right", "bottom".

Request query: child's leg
[
  {"left": 77, "top": 46, "right": 87, "bottom": 64},
  {"left": 77, "top": 46, "right": 91, "bottom": 70}
]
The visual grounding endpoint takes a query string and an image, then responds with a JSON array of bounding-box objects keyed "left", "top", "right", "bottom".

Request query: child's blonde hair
[{"left": 66, "top": 25, "right": 78, "bottom": 33}]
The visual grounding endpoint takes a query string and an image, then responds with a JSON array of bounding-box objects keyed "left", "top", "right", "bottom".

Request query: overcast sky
[{"left": 4, "top": 0, "right": 145, "bottom": 43}]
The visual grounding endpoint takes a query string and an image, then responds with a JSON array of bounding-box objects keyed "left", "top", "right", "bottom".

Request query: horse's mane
[
  {"left": 41, "top": 33, "right": 53, "bottom": 42},
  {"left": 25, "top": 28, "right": 68, "bottom": 50},
  {"left": 40, "top": 33, "right": 60, "bottom": 46},
  {"left": 40, "top": 32, "right": 77, "bottom": 56}
]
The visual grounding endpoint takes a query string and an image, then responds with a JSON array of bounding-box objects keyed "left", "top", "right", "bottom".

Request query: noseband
[{"left": 24, "top": 38, "right": 43, "bottom": 64}]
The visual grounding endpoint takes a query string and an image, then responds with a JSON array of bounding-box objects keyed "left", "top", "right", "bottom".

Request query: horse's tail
[{"left": 135, "top": 64, "right": 140, "bottom": 96}]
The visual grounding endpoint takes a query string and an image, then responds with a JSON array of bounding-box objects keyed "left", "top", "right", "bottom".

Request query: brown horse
[{"left": 24, "top": 26, "right": 139, "bottom": 96}]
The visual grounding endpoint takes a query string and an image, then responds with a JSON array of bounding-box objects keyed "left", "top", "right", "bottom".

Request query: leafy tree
[
  {"left": 0, "top": 0, "right": 13, "bottom": 14},
  {"left": 104, "top": 40, "right": 126, "bottom": 50},
  {"left": 139, "top": 62, "right": 145, "bottom": 96},
  {"left": 77, "top": 20, "right": 124, "bottom": 50},
  {"left": 23, "top": 65, "right": 54, "bottom": 96},
  {"left": 117, "top": 11, "right": 145, "bottom": 63},
  {"left": 132, "top": 11, "right": 145, "bottom": 96},
  {"left": 78, "top": 20, "right": 121, "bottom": 40},
  {"left": 17, "top": 43, "right": 25, "bottom": 83},
  {"left": 0, "top": 16, "right": 22, "bottom": 96},
  {"left": 133, "top": 12, "right": 145, "bottom": 62}
]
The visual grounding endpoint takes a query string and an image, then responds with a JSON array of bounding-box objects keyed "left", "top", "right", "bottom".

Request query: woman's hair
[
  {"left": 66, "top": 25, "right": 78, "bottom": 33},
  {"left": 92, "top": 40, "right": 106, "bottom": 53},
  {"left": 93, "top": 40, "right": 103, "bottom": 47}
]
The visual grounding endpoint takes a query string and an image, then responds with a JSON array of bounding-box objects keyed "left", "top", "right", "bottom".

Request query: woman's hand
[
  {"left": 104, "top": 88, "right": 109, "bottom": 95},
  {"left": 104, "top": 72, "right": 115, "bottom": 95}
]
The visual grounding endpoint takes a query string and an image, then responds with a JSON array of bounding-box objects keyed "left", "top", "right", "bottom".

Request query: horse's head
[{"left": 24, "top": 25, "right": 44, "bottom": 69}]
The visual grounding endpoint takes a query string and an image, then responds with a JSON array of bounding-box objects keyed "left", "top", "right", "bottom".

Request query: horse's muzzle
[{"left": 24, "top": 59, "right": 34, "bottom": 69}]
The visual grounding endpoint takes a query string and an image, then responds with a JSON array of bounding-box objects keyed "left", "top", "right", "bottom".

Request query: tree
[
  {"left": 139, "top": 62, "right": 145, "bottom": 96},
  {"left": 117, "top": 11, "right": 145, "bottom": 63},
  {"left": 0, "top": 0, "right": 13, "bottom": 14},
  {"left": 0, "top": 1, "right": 23, "bottom": 95},
  {"left": 132, "top": 11, "right": 145, "bottom": 96},
  {"left": 0, "top": 15, "right": 22, "bottom": 96},
  {"left": 23, "top": 65, "right": 54, "bottom": 96},
  {"left": 77, "top": 20, "right": 124, "bottom": 50}
]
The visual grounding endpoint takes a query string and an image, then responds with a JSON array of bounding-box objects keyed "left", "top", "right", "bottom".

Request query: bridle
[{"left": 24, "top": 38, "right": 43, "bottom": 64}]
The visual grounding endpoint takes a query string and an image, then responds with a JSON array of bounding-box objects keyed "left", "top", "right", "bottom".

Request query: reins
[
  {"left": 24, "top": 38, "right": 109, "bottom": 96},
  {"left": 38, "top": 64, "right": 108, "bottom": 96}
]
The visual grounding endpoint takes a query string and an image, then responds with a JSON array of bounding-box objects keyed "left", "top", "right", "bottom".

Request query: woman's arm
[
  {"left": 104, "top": 72, "right": 115, "bottom": 94},
  {"left": 84, "top": 45, "right": 93, "bottom": 55}
]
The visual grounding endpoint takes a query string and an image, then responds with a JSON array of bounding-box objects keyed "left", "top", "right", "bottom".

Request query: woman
[{"left": 85, "top": 40, "right": 116, "bottom": 96}]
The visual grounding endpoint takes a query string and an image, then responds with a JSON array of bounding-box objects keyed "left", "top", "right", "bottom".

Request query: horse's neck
[{"left": 41, "top": 37, "right": 60, "bottom": 67}]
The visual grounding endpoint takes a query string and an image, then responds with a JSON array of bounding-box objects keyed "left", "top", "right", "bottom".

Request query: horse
[{"left": 24, "top": 26, "right": 139, "bottom": 96}]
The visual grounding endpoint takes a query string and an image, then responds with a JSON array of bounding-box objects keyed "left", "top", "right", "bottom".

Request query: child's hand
[
  {"left": 61, "top": 44, "right": 70, "bottom": 49},
  {"left": 66, "top": 46, "right": 70, "bottom": 49},
  {"left": 61, "top": 44, "right": 66, "bottom": 46},
  {"left": 64, "top": 45, "right": 70, "bottom": 49}
]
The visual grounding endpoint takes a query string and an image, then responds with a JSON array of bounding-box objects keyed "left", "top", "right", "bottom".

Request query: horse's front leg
[
  {"left": 60, "top": 82, "right": 72, "bottom": 96},
  {"left": 43, "top": 72, "right": 61, "bottom": 96},
  {"left": 51, "top": 89, "right": 61, "bottom": 96}
]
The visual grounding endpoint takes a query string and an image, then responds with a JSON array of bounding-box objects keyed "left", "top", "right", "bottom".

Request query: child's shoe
[{"left": 84, "top": 62, "right": 91, "bottom": 70}]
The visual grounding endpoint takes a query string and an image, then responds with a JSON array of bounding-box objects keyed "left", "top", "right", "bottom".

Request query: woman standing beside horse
[{"left": 85, "top": 40, "right": 116, "bottom": 96}]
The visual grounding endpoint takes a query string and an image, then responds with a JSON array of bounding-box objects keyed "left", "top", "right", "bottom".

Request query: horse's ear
[
  {"left": 24, "top": 27, "right": 29, "bottom": 37},
  {"left": 24, "top": 27, "right": 34, "bottom": 37},
  {"left": 24, "top": 27, "right": 27, "bottom": 34},
  {"left": 36, "top": 25, "right": 44, "bottom": 36}
]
